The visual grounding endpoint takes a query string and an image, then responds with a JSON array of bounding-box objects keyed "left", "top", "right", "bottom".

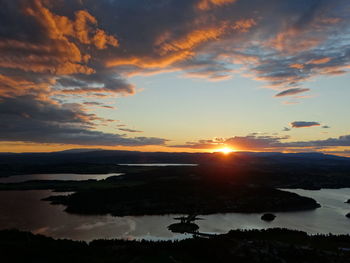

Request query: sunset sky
[{"left": 1, "top": 0, "right": 350, "bottom": 155}]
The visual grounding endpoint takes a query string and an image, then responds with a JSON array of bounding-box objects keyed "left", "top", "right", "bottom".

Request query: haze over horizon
[{"left": 1, "top": 0, "right": 350, "bottom": 156}]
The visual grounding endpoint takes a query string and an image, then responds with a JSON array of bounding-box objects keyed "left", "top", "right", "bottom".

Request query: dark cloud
[
  {"left": 275, "top": 88, "right": 310, "bottom": 97},
  {"left": 290, "top": 121, "right": 320, "bottom": 128},
  {"left": 284, "top": 135, "right": 350, "bottom": 148},
  {"left": 322, "top": 125, "right": 331, "bottom": 129},
  {"left": 55, "top": 72, "right": 135, "bottom": 97},
  {"left": 171, "top": 135, "right": 289, "bottom": 150},
  {"left": 83, "top": 102, "right": 115, "bottom": 109},
  {"left": 170, "top": 134, "right": 350, "bottom": 151},
  {"left": 83, "top": 102, "right": 103, "bottom": 106},
  {"left": 0, "top": 96, "right": 165, "bottom": 146},
  {"left": 282, "top": 127, "right": 291, "bottom": 131},
  {"left": 119, "top": 128, "right": 143, "bottom": 133}
]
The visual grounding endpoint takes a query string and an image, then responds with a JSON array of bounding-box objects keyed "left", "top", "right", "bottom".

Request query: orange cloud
[
  {"left": 0, "top": 74, "right": 52, "bottom": 97},
  {"left": 317, "top": 64, "right": 350, "bottom": 76},
  {"left": 0, "top": 38, "right": 93, "bottom": 75},
  {"left": 158, "top": 19, "right": 256, "bottom": 55},
  {"left": 106, "top": 50, "right": 194, "bottom": 69},
  {"left": 196, "top": 0, "right": 237, "bottom": 11},
  {"left": 108, "top": 18, "right": 255, "bottom": 71},
  {"left": 92, "top": 29, "right": 119, "bottom": 50},
  {"left": 0, "top": 74, "right": 30, "bottom": 96},
  {"left": 159, "top": 28, "right": 225, "bottom": 54},
  {"left": 183, "top": 71, "right": 232, "bottom": 81},
  {"left": 290, "top": 63, "right": 304, "bottom": 69},
  {"left": 72, "top": 10, "right": 119, "bottom": 49},
  {"left": 268, "top": 28, "right": 323, "bottom": 53},
  {"left": 232, "top": 19, "right": 256, "bottom": 32},
  {"left": 24, "top": 1, "right": 119, "bottom": 49},
  {"left": 307, "top": 57, "right": 331, "bottom": 65},
  {"left": 0, "top": 0, "right": 118, "bottom": 76}
]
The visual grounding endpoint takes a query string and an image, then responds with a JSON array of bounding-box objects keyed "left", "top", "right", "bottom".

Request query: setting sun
[{"left": 215, "top": 147, "right": 235, "bottom": 154}]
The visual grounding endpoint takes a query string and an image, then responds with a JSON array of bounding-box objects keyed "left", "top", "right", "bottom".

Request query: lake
[
  {"left": 0, "top": 173, "right": 123, "bottom": 183},
  {"left": 0, "top": 188, "right": 349, "bottom": 241},
  {"left": 118, "top": 164, "right": 198, "bottom": 167}
]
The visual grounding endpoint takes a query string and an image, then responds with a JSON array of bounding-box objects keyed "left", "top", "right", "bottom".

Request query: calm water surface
[
  {"left": 0, "top": 173, "right": 122, "bottom": 183},
  {"left": 118, "top": 164, "right": 198, "bottom": 167},
  {"left": 0, "top": 188, "right": 349, "bottom": 241}
]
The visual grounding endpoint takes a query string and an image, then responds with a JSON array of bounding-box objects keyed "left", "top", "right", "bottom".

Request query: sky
[{"left": 0, "top": 0, "right": 350, "bottom": 156}]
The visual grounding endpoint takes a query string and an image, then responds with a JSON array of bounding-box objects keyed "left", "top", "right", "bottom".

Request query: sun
[{"left": 215, "top": 147, "right": 235, "bottom": 154}]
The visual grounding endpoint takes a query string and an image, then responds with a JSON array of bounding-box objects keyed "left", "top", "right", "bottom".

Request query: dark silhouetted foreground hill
[{"left": 0, "top": 228, "right": 349, "bottom": 263}]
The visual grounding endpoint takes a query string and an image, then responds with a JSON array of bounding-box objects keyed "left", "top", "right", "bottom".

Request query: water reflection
[
  {"left": 0, "top": 188, "right": 349, "bottom": 241},
  {"left": 197, "top": 188, "right": 350, "bottom": 235},
  {"left": 118, "top": 164, "right": 198, "bottom": 167},
  {"left": 0, "top": 190, "right": 189, "bottom": 241}
]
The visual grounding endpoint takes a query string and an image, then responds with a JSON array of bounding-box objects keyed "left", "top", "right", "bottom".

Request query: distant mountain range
[
  {"left": 0, "top": 149, "right": 348, "bottom": 165},
  {"left": 54, "top": 148, "right": 105, "bottom": 154}
]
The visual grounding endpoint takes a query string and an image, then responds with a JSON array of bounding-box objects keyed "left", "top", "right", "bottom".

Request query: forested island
[
  {"left": 0, "top": 163, "right": 320, "bottom": 216},
  {"left": 44, "top": 180, "right": 319, "bottom": 216}
]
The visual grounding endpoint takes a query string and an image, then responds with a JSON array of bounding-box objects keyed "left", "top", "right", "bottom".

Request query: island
[
  {"left": 0, "top": 165, "right": 321, "bottom": 216},
  {"left": 44, "top": 182, "right": 320, "bottom": 216},
  {"left": 261, "top": 213, "right": 276, "bottom": 221},
  {"left": 34, "top": 167, "right": 321, "bottom": 216}
]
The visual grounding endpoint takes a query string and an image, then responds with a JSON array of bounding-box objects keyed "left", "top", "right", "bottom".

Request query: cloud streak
[
  {"left": 171, "top": 134, "right": 350, "bottom": 152},
  {"left": 119, "top": 128, "right": 143, "bottom": 133},
  {"left": 290, "top": 121, "right": 321, "bottom": 128},
  {"left": 275, "top": 88, "right": 310, "bottom": 97}
]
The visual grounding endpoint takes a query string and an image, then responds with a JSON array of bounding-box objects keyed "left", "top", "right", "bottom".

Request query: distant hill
[
  {"left": 54, "top": 148, "right": 105, "bottom": 154},
  {"left": 0, "top": 149, "right": 348, "bottom": 165}
]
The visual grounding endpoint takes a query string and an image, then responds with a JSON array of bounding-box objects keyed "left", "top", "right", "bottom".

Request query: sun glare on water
[{"left": 215, "top": 147, "right": 235, "bottom": 154}]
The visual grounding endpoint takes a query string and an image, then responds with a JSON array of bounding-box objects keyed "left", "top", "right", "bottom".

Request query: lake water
[
  {"left": 0, "top": 173, "right": 123, "bottom": 183},
  {"left": 118, "top": 164, "right": 198, "bottom": 167},
  {"left": 0, "top": 188, "right": 349, "bottom": 241}
]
